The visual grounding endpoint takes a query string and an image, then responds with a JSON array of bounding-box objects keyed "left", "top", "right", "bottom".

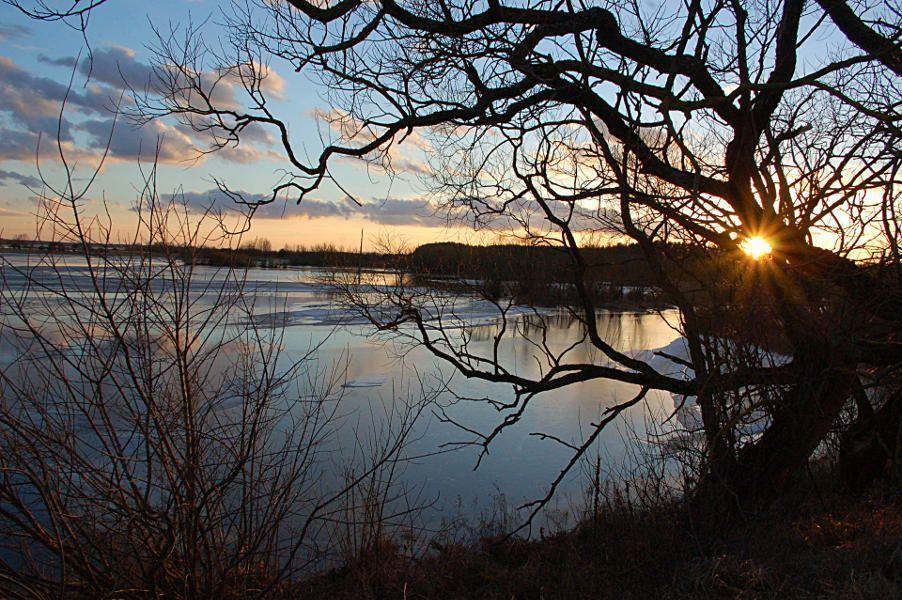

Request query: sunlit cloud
[
  {"left": 170, "top": 189, "right": 346, "bottom": 220},
  {"left": 77, "top": 45, "right": 156, "bottom": 90},
  {"left": 0, "top": 201, "right": 29, "bottom": 218},
  {"left": 0, "top": 49, "right": 285, "bottom": 169}
]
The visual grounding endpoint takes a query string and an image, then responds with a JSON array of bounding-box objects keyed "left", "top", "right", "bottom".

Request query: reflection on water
[{"left": 1, "top": 254, "right": 683, "bottom": 523}]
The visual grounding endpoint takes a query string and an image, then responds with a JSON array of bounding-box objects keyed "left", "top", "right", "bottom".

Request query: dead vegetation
[{"left": 303, "top": 472, "right": 900, "bottom": 599}]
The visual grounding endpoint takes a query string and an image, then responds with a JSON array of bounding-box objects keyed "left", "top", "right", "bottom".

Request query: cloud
[
  {"left": 236, "top": 122, "right": 276, "bottom": 146},
  {"left": 170, "top": 189, "right": 346, "bottom": 220},
  {"left": 0, "top": 169, "right": 41, "bottom": 188},
  {"left": 0, "top": 55, "right": 122, "bottom": 163},
  {"left": 355, "top": 197, "right": 448, "bottom": 227},
  {"left": 0, "top": 51, "right": 278, "bottom": 167},
  {"left": 0, "top": 195, "right": 31, "bottom": 217},
  {"left": 0, "top": 24, "right": 30, "bottom": 42},
  {"left": 43, "top": 45, "right": 287, "bottom": 109},
  {"left": 0, "top": 56, "right": 113, "bottom": 127},
  {"left": 0, "top": 129, "right": 39, "bottom": 162},
  {"left": 167, "top": 188, "right": 457, "bottom": 227},
  {"left": 141, "top": 186, "right": 615, "bottom": 234},
  {"left": 3, "top": 43, "right": 296, "bottom": 190},
  {"left": 0, "top": 205, "right": 28, "bottom": 218},
  {"left": 0, "top": 128, "right": 83, "bottom": 163},
  {"left": 79, "top": 117, "right": 198, "bottom": 164},
  {"left": 313, "top": 108, "right": 434, "bottom": 177},
  {"left": 237, "top": 61, "right": 286, "bottom": 101},
  {"left": 37, "top": 54, "right": 78, "bottom": 68},
  {"left": 39, "top": 46, "right": 156, "bottom": 90},
  {"left": 78, "top": 46, "right": 156, "bottom": 90}
]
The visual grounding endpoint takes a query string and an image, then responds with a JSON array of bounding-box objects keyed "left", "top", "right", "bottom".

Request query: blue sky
[{"left": 0, "top": 0, "right": 471, "bottom": 248}]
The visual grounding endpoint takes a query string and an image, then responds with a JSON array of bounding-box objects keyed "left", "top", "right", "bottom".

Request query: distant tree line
[
  {"left": 5, "top": 235, "right": 877, "bottom": 315},
  {"left": 191, "top": 240, "right": 403, "bottom": 269},
  {"left": 411, "top": 242, "right": 655, "bottom": 283},
  {"left": 192, "top": 239, "right": 681, "bottom": 306},
  {"left": 410, "top": 242, "right": 731, "bottom": 307}
]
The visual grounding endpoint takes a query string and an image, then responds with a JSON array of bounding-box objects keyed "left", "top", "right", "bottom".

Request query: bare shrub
[{"left": 0, "top": 148, "right": 425, "bottom": 598}]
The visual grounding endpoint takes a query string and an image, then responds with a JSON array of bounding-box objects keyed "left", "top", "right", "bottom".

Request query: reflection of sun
[{"left": 740, "top": 236, "right": 773, "bottom": 260}]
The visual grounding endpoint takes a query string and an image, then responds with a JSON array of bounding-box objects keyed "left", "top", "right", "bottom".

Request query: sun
[{"left": 740, "top": 236, "right": 773, "bottom": 260}]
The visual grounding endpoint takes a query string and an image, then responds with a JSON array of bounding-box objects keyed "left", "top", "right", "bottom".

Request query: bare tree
[{"left": 11, "top": 0, "right": 900, "bottom": 516}]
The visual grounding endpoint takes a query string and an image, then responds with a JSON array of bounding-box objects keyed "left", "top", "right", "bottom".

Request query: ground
[{"left": 302, "top": 474, "right": 901, "bottom": 599}]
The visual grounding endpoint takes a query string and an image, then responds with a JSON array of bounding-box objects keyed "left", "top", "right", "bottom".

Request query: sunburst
[{"left": 739, "top": 236, "right": 773, "bottom": 260}]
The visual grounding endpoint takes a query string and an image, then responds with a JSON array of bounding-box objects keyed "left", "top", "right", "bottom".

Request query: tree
[
  {"left": 241, "top": 236, "right": 273, "bottom": 253},
  {"left": 12, "top": 0, "right": 902, "bottom": 515}
]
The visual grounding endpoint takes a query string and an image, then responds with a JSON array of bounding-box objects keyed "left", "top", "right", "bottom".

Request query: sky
[
  {"left": 0, "top": 1, "right": 888, "bottom": 256},
  {"left": 0, "top": 0, "right": 481, "bottom": 250}
]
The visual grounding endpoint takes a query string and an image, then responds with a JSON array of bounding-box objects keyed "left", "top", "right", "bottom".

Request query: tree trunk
[
  {"left": 840, "top": 389, "right": 902, "bottom": 491},
  {"left": 696, "top": 340, "right": 857, "bottom": 511},
  {"left": 699, "top": 373, "right": 854, "bottom": 511}
]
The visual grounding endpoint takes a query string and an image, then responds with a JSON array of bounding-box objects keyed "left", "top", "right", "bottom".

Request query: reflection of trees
[{"left": 467, "top": 311, "right": 582, "bottom": 343}]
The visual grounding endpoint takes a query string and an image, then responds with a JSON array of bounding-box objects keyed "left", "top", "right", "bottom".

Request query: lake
[{"left": 0, "top": 254, "right": 687, "bottom": 532}]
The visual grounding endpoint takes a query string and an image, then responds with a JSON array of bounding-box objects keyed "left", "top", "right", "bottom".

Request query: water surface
[{"left": 0, "top": 254, "right": 685, "bottom": 527}]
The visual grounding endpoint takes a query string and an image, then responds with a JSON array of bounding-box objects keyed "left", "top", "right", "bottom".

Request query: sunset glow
[{"left": 740, "top": 236, "right": 773, "bottom": 260}]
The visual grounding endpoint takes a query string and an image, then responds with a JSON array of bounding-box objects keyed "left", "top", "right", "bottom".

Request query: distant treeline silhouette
[
  {"left": 194, "top": 241, "right": 400, "bottom": 269},
  {"left": 0, "top": 236, "right": 732, "bottom": 305},
  {"left": 410, "top": 242, "right": 655, "bottom": 283},
  {"left": 11, "top": 235, "right": 851, "bottom": 313},
  {"left": 192, "top": 241, "right": 673, "bottom": 303},
  {"left": 409, "top": 242, "right": 685, "bottom": 306}
]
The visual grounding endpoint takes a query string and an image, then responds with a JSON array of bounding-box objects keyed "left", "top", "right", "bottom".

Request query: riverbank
[{"left": 302, "top": 470, "right": 900, "bottom": 598}]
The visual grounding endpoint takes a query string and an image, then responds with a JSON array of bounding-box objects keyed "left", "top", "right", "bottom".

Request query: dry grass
[{"left": 300, "top": 476, "right": 901, "bottom": 599}]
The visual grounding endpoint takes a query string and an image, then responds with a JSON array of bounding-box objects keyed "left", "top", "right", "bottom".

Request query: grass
[{"left": 301, "top": 472, "right": 901, "bottom": 599}]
